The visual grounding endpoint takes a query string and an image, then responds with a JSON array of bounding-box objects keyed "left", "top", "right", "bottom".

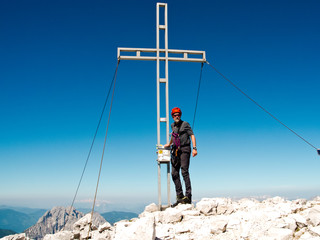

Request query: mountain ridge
[
  {"left": 0, "top": 209, "right": 41, "bottom": 233},
  {"left": 0, "top": 229, "right": 16, "bottom": 238},
  {"left": 0, "top": 205, "right": 140, "bottom": 238},
  {"left": 0, "top": 206, "right": 47, "bottom": 215},
  {"left": 3, "top": 196, "right": 320, "bottom": 240}
]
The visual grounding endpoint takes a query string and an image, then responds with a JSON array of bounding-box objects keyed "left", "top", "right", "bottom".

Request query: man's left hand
[{"left": 192, "top": 149, "right": 197, "bottom": 157}]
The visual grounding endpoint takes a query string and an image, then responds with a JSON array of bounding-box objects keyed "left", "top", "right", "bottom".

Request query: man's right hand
[{"left": 164, "top": 143, "right": 170, "bottom": 148}]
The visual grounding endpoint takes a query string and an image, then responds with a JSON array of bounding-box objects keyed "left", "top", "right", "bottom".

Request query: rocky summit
[{"left": 3, "top": 196, "right": 320, "bottom": 240}]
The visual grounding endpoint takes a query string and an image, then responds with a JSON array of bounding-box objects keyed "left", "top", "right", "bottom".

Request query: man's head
[{"left": 171, "top": 107, "right": 182, "bottom": 123}]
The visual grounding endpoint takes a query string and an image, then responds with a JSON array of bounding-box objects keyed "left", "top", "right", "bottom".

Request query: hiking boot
[
  {"left": 182, "top": 196, "right": 191, "bottom": 204},
  {"left": 172, "top": 195, "right": 184, "bottom": 207}
]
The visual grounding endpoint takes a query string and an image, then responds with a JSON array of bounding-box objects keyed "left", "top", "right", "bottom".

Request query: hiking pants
[{"left": 171, "top": 150, "right": 192, "bottom": 200}]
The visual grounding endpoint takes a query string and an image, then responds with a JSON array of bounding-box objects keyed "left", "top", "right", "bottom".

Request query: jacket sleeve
[{"left": 183, "top": 122, "right": 194, "bottom": 136}]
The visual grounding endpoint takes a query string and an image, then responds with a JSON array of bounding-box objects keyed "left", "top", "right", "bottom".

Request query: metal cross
[{"left": 118, "top": 2, "right": 206, "bottom": 210}]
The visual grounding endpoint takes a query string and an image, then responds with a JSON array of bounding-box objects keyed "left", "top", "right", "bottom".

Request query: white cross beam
[{"left": 117, "top": 2, "right": 206, "bottom": 210}]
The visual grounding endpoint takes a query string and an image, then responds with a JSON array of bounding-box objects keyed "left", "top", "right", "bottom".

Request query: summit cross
[{"left": 117, "top": 2, "right": 206, "bottom": 210}]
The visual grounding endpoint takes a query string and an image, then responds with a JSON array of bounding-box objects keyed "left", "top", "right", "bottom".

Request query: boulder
[
  {"left": 175, "top": 203, "right": 193, "bottom": 212},
  {"left": 43, "top": 231, "right": 73, "bottom": 240},
  {"left": 144, "top": 203, "right": 158, "bottom": 213},
  {"left": 1, "top": 233, "right": 28, "bottom": 240},
  {"left": 90, "top": 230, "right": 111, "bottom": 240},
  {"left": 294, "top": 227, "right": 307, "bottom": 239},
  {"left": 196, "top": 198, "right": 218, "bottom": 215},
  {"left": 139, "top": 203, "right": 158, "bottom": 218},
  {"left": 155, "top": 224, "right": 172, "bottom": 239},
  {"left": 310, "top": 226, "right": 320, "bottom": 236},
  {"left": 283, "top": 217, "right": 297, "bottom": 231},
  {"left": 73, "top": 212, "right": 106, "bottom": 231},
  {"left": 216, "top": 198, "right": 234, "bottom": 215},
  {"left": 263, "top": 196, "right": 287, "bottom": 205},
  {"left": 288, "top": 213, "right": 307, "bottom": 228},
  {"left": 237, "top": 198, "right": 259, "bottom": 211},
  {"left": 113, "top": 216, "right": 155, "bottom": 240},
  {"left": 98, "top": 222, "right": 112, "bottom": 233},
  {"left": 210, "top": 218, "right": 228, "bottom": 234},
  {"left": 291, "top": 198, "right": 307, "bottom": 212},
  {"left": 266, "top": 227, "right": 293, "bottom": 240},
  {"left": 306, "top": 205, "right": 320, "bottom": 226},
  {"left": 155, "top": 207, "right": 183, "bottom": 224},
  {"left": 299, "top": 231, "right": 320, "bottom": 240},
  {"left": 312, "top": 196, "right": 320, "bottom": 202}
]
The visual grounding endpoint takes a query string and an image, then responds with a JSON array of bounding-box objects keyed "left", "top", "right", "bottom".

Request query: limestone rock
[
  {"left": 1, "top": 233, "right": 29, "bottom": 240},
  {"left": 291, "top": 198, "right": 307, "bottom": 213},
  {"left": 306, "top": 205, "right": 320, "bottom": 226},
  {"left": 90, "top": 230, "right": 111, "bottom": 240},
  {"left": 7, "top": 196, "right": 320, "bottom": 240},
  {"left": 175, "top": 203, "right": 193, "bottom": 212},
  {"left": 139, "top": 203, "right": 159, "bottom": 218},
  {"left": 310, "top": 226, "right": 320, "bottom": 236},
  {"left": 98, "top": 222, "right": 112, "bottom": 233},
  {"left": 266, "top": 227, "right": 293, "bottom": 240},
  {"left": 289, "top": 213, "right": 307, "bottom": 228},
  {"left": 299, "top": 231, "right": 320, "bottom": 240},
  {"left": 43, "top": 231, "right": 73, "bottom": 240},
  {"left": 73, "top": 212, "right": 106, "bottom": 231},
  {"left": 155, "top": 207, "right": 183, "bottom": 224},
  {"left": 210, "top": 217, "right": 228, "bottom": 234},
  {"left": 144, "top": 203, "right": 158, "bottom": 213},
  {"left": 312, "top": 196, "right": 320, "bottom": 202},
  {"left": 196, "top": 198, "right": 218, "bottom": 215},
  {"left": 294, "top": 227, "right": 307, "bottom": 239},
  {"left": 113, "top": 216, "right": 155, "bottom": 240},
  {"left": 263, "top": 196, "right": 287, "bottom": 205},
  {"left": 283, "top": 217, "right": 297, "bottom": 232}
]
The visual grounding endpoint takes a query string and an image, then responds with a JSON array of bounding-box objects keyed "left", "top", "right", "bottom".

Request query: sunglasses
[{"left": 172, "top": 114, "right": 181, "bottom": 117}]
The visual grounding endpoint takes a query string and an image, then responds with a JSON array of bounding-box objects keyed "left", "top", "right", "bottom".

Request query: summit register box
[{"left": 157, "top": 145, "right": 171, "bottom": 163}]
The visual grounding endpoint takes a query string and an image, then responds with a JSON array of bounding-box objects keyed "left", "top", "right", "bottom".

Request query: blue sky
[{"left": 1, "top": 0, "right": 320, "bottom": 212}]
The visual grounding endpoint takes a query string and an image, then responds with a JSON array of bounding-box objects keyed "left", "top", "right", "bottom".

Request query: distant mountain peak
[{"left": 24, "top": 206, "right": 84, "bottom": 240}]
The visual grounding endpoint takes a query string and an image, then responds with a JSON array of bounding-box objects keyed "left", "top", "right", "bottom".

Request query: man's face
[{"left": 172, "top": 113, "right": 181, "bottom": 123}]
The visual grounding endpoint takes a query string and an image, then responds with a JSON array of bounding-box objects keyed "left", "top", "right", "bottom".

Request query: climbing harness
[
  {"left": 171, "top": 121, "right": 183, "bottom": 167},
  {"left": 172, "top": 132, "right": 181, "bottom": 149}
]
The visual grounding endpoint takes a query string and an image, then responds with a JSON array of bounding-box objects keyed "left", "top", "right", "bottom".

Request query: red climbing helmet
[{"left": 171, "top": 107, "right": 182, "bottom": 116}]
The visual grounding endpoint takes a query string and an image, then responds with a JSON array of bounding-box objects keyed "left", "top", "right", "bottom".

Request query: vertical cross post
[
  {"left": 117, "top": 2, "right": 206, "bottom": 211},
  {"left": 156, "top": 3, "right": 170, "bottom": 210}
]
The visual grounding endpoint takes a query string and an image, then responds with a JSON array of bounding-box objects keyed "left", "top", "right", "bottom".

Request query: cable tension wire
[
  {"left": 192, "top": 62, "right": 204, "bottom": 130},
  {"left": 64, "top": 60, "right": 121, "bottom": 229},
  {"left": 88, "top": 59, "right": 120, "bottom": 235},
  {"left": 206, "top": 61, "right": 319, "bottom": 154}
]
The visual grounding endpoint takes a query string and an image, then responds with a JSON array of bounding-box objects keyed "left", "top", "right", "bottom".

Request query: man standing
[{"left": 164, "top": 107, "right": 197, "bottom": 206}]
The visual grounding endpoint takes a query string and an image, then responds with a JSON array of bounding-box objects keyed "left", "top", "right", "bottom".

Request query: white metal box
[{"left": 157, "top": 145, "right": 171, "bottom": 162}]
